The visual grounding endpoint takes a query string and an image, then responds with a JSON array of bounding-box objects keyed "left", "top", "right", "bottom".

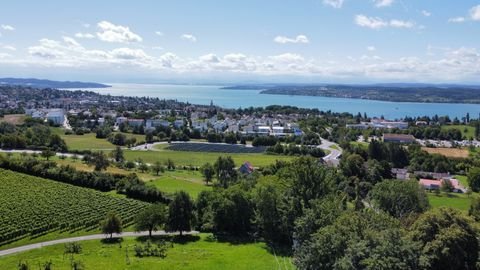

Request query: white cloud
[
  {"left": 269, "top": 53, "right": 304, "bottom": 63},
  {"left": 323, "top": 0, "right": 344, "bottom": 9},
  {"left": 422, "top": 10, "right": 431, "bottom": 17},
  {"left": 367, "top": 46, "right": 376, "bottom": 51},
  {"left": 1, "top": 45, "right": 16, "bottom": 51},
  {"left": 274, "top": 35, "right": 309, "bottom": 44},
  {"left": 181, "top": 34, "right": 197, "bottom": 42},
  {"left": 355, "top": 15, "right": 415, "bottom": 29},
  {"left": 1, "top": 25, "right": 15, "bottom": 31},
  {"left": 155, "top": 31, "right": 164, "bottom": 36},
  {"left": 96, "top": 21, "right": 142, "bottom": 43},
  {"left": 355, "top": 15, "right": 388, "bottom": 29},
  {"left": 470, "top": 5, "right": 480, "bottom": 21},
  {"left": 390, "top": 19, "right": 415, "bottom": 28},
  {"left": 152, "top": 46, "right": 164, "bottom": 50},
  {"left": 74, "top": 32, "right": 95, "bottom": 39},
  {"left": 448, "top": 17, "right": 465, "bottom": 23},
  {"left": 199, "top": 53, "right": 220, "bottom": 63},
  {"left": 373, "top": 0, "right": 394, "bottom": 8},
  {"left": 110, "top": 48, "right": 149, "bottom": 60}
]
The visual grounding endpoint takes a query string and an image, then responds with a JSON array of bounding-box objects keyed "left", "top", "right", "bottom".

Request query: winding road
[
  {"left": 318, "top": 138, "right": 342, "bottom": 166},
  {"left": 0, "top": 230, "right": 198, "bottom": 257}
]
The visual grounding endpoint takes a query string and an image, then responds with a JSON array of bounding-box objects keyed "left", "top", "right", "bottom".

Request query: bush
[{"left": 133, "top": 240, "right": 169, "bottom": 258}]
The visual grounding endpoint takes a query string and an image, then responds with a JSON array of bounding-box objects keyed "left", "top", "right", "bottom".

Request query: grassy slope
[
  {"left": 125, "top": 145, "right": 292, "bottom": 167},
  {"left": 53, "top": 128, "right": 145, "bottom": 151},
  {"left": 441, "top": 125, "right": 475, "bottom": 139},
  {"left": 0, "top": 234, "right": 294, "bottom": 270},
  {"left": 148, "top": 170, "right": 211, "bottom": 198}
]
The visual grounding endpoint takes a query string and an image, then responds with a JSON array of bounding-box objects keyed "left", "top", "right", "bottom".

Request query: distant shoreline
[{"left": 223, "top": 84, "right": 480, "bottom": 104}]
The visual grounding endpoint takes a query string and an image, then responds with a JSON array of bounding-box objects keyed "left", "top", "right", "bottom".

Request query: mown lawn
[
  {"left": 148, "top": 170, "right": 211, "bottom": 198},
  {"left": 53, "top": 128, "right": 145, "bottom": 151},
  {"left": 124, "top": 148, "right": 293, "bottom": 167},
  {"left": 0, "top": 234, "right": 294, "bottom": 270},
  {"left": 427, "top": 193, "right": 474, "bottom": 212}
]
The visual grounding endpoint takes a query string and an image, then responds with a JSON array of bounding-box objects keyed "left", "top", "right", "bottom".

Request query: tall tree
[
  {"left": 135, "top": 204, "right": 167, "bottom": 237},
  {"left": 110, "top": 146, "right": 124, "bottom": 163},
  {"left": 167, "top": 191, "right": 194, "bottom": 236},
  {"left": 200, "top": 162, "right": 214, "bottom": 185},
  {"left": 40, "top": 149, "right": 55, "bottom": 161},
  {"left": 214, "top": 156, "right": 237, "bottom": 188},
  {"left": 409, "top": 208, "right": 478, "bottom": 270},
  {"left": 369, "top": 180, "right": 429, "bottom": 219},
  {"left": 467, "top": 167, "right": 480, "bottom": 192},
  {"left": 100, "top": 212, "right": 123, "bottom": 239},
  {"left": 152, "top": 161, "right": 164, "bottom": 176},
  {"left": 87, "top": 151, "right": 109, "bottom": 171}
]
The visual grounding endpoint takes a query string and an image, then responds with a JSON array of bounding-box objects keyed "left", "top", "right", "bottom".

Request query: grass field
[
  {"left": 0, "top": 114, "right": 26, "bottom": 125},
  {"left": 427, "top": 193, "right": 473, "bottom": 212},
  {"left": 53, "top": 128, "right": 145, "bottom": 151},
  {"left": 422, "top": 147, "right": 469, "bottom": 158},
  {"left": 148, "top": 170, "right": 211, "bottom": 198},
  {"left": 442, "top": 124, "right": 475, "bottom": 140},
  {"left": 124, "top": 147, "right": 293, "bottom": 167},
  {"left": 0, "top": 234, "right": 294, "bottom": 270}
]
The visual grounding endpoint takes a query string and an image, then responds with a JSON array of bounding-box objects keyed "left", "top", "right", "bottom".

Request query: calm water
[{"left": 76, "top": 83, "right": 480, "bottom": 119}]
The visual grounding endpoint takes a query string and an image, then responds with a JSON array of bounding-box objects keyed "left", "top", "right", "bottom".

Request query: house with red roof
[{"left": 419, "top": 178, "right": 466, "bottom": 193}]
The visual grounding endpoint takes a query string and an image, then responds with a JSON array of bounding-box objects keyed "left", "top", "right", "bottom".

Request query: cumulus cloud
[
  {"left": 355, "top": 15, "right": 388, "bottom": 29},
  {"left": 355, "top": 15, "right": 415, "bottom": 29},
  {"left": 390, "top": 20, "right": 415, "bottom": 28},
  {"left": 155, "top": 31, "right": 164, "bottom": 36},
  {"left": 12, "top": 35, "right": 480, "bottom": 82},
  {"left": 323, "top": 0, "right": 344, "bottom": 9},
  {"left": 110, "top": 48, "right": 149, "bottom": 60},
  {"left": 75, "top": 32, "right": 95, "bottom": 39},
  {"left": 274, "top": 35, "right": 309, "bottom": 44},
  {"left": 448, "top": 17, "right": 466, "bottom": 23},
  {"left": 181, "top": 34, "right": 197, "bottom": 42},
  {"left": 470, "top": 5, "right": 480, "bottom": 21},
  {"left": 1, "top": 24, "right": 15, "bottom": 31},
  {"left": 96, "top": 21, "right": 142, "bottom": 43},
  {"left": 373, "top": 0, "right": 394, "bottom": 8}
]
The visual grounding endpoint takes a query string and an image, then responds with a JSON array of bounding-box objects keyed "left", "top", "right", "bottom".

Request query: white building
[{"left": 46, "top": 109, "right": 65, "bottom": 125}]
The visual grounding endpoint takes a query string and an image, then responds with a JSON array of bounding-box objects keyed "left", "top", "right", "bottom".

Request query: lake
[{"left": 76, "top": 83, "right": 480, "bottom": 119}]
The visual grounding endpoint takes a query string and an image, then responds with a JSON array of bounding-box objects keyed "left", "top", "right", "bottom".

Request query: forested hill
[
  {"left": 225, "top": 84, "right": 480, "bottom": 104},
  {"left": 0, "top": 78, "right": 110, "bottom": 89}
]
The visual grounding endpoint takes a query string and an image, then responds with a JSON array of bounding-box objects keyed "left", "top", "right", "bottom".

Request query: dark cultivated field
[{"left": 166, "top": 143, "right": 266, "bottom": 153}]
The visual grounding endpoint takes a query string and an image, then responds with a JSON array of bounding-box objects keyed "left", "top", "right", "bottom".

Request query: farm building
[
  {"left": 239, "top": 162, "right": 254, "bottom": 174},
  {"left": 419, "top": 178, "right": 466, "bottom": 193},
  {"left": 383, "top": 133, "right": 416, "bottom": 143}
]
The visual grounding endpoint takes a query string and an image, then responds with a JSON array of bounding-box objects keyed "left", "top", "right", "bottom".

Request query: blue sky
[{"left": 0, "top": 0, "right": 479, "bottom": 83}]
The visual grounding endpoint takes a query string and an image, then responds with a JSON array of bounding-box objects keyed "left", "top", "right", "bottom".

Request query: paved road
[
  {"left": 318, "top": 138, "right": 342, "bottom": 166},
  {"left": 0, "top": 231, "right": 198, "bottom": 257},
  {"left": 0, "top": 149, "right": 84, "bottom": 159}
]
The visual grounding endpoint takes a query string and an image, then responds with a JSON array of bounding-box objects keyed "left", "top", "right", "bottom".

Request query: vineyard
[{"left": 0, "top": 169, "right": 149, "bottom": 245}]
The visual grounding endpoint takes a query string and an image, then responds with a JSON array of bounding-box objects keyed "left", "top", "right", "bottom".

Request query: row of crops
[
  {"left": 0, "top": 169, "right": 149, "bottom": 245},
  {"left": 167, "top": 143, "right": 266, "bottom": 153}
]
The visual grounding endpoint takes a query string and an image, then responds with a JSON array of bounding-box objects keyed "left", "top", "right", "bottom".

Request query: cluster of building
[
  {"left": 25, "top": 108, "right": 65, "bottom": 125},
  {"left": 391, "top": 169, "right": 467, "bottom": 193},
  {"left": 346, "top": 118, "right": 409, "bottom": 130},
  {"left": 63, "top": 106, "right": 304, "bottom": 137},
  {"left": 189, "top": 112, "right": 303, "bottom": 136}
]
